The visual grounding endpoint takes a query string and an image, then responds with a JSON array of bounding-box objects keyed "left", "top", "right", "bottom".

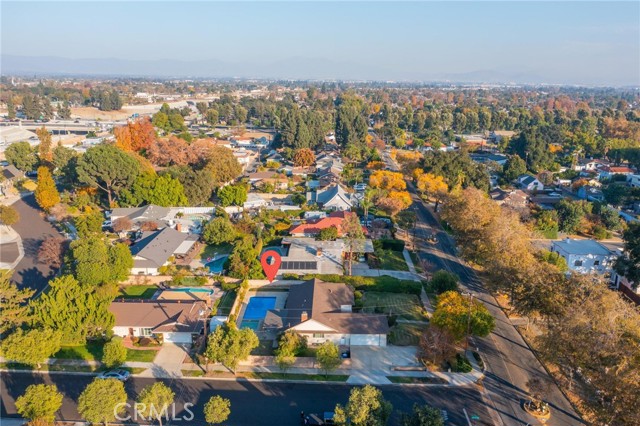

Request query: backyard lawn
[
  {"left": 388, "top": 323, "right": 428, "bottom": 346},
  {"left": 118, "top": 285, "right": 158, "bottom": 299},
  {"left": 362, "top": 292, "right": 427, "bottom": 321},
  {"left": 199, "top": 243, "right": 232, "bottom": 261},
  {"left": 215, "top": 291, "right": 237, "bottom": 316}
]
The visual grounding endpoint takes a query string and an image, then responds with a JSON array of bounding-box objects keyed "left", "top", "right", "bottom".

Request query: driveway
[
  {"left": 348, "top": 346, "right": 419, "bottom": 385},
  {"left": 9, "top": 194, "right": 62, "bottom": 293},
  {"left": 138, "top": 343, "right": 188, "bottom": 378}
]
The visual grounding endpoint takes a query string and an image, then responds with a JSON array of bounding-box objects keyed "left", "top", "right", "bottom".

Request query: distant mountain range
[{"left": 0, "top": 54, "right": 599, "bottom": 86}]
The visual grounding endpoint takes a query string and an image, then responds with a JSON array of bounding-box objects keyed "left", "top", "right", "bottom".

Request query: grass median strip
[
  {"left": 387, "top": 376, "right": 448, "bottom": 384},
  {"left": 181, "top": 370, "right": 349, "bottom": 381}
]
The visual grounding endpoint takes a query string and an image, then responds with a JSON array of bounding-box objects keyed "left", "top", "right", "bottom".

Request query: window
[
  {"left": 140, "top": 328, "right": 153, "bottom": 337},
  {"left": 574, "top": 260, "right": 583, "bottom": 267},
  {"left": 313, "top": 333, "right": 325, "bottom": 338}
]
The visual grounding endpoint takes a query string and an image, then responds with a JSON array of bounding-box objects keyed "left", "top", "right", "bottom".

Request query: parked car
[
  {"left": 427, "top": 234, "right": 438, "bottom": 244},
  {"left": 354, "top": 183, "right": 367, "bottom": 191},
  {"left": 97, "top": 369, "right": 131, "bottom": 381},
  {"left": 102, "top": 220, "right": 113, "bottom": 228}
]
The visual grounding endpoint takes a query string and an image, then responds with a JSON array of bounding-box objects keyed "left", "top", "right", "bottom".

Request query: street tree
[
  {"left": 205, "top": 322, "right": 259, "bottom": 373},
  {"left": 15, "top": 384, "right": 63, "bottom": 426},
  {"left": 400, "top": 404, "right": 445, "bottom": 426},
  {"left": 102, "top": 337, "right": 127, "bottom": 368},
  {"left": 418, "top": 325, "right": 457, "bottom": 367},
  {"left": 431, "top": 291, "right": 495, "bottom": 342},
  {"left": 203, "top": 396, "right": 231, "bottom": 425},
  {"left": 334, "top": 385, "right": 393, "bottom": 426},
  {"left": 342, "top": 212, "right": 365, "bottom": 275},
  {"left": 1, "top": 328, "right": 62, "bottom": 369},
  {"left": 429, "top": 271, "right": 459, "bottom": 294},
  {"left": 136, "top": 382, "right": 175, "bottom": 426},
  {"left": 35, "top": 166, "right": 60, "bottom": 212},
  {"left": 37, "top": 237, "right": 66, "bottom": 269},
  {"left": 78, "top": 378, "right": 128, "bottom": 426},
  {"left": 275, "top": 331, "right": 307, "bottom": 376},
  {"left": 0, "top": 271, "right": 34, "bottom": 335},
  {"left": 415, "top": 172, "right": 448, "bottom": 211},
  {"left": 77, "top": 144, "right": 141, "bottom": 206},
  {"left": 316, "top": 341, "right": 341, "bottom": 377},
  {"left": 0, "top": 205, "right": 20, "bottom": 227}
]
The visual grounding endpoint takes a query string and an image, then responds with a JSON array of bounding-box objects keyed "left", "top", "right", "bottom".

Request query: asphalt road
[
  {"left": 403, "top": 179, "right": 585, "bottom": 426},
  {"left": 9, "top": 194, "right": 60, "bottom": 294},
  {"left": 1, "top": 372, "right": 491, "bottom": 426}
]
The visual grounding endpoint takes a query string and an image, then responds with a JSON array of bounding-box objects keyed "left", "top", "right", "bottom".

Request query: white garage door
[
  {"left": 350, "top": 334, "right": 384, "bottom": 346},
  {"left": 163, "top": 332, "right": 192, "bottom": 344}
]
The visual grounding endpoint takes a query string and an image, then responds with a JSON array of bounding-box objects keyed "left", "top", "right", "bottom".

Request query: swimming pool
[
  {"left": 240, "top": 319, "right": 261, "bottom": 330},
  {"left": 206, "top": 255, "right": 229, "bottom": 274},
  {"left": 243, "top": 296, "right": 277, "bottom": 320}
]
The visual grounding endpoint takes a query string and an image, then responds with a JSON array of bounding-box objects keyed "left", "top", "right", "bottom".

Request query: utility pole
[{"left": 463, "top": 292, "right": 475, "bottom": 349}]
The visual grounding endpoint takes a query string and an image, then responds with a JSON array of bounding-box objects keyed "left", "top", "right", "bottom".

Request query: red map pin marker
[{"left": 260, "top": 250, "right": 282, "bottom": 283}]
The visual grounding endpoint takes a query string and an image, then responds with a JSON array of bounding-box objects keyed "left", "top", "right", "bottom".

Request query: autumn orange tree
[
  {"left": 415, "top": 171, "right": 449, "bottom": 211},
  {"left": 369, "top": 170, "right": 412, "bottom": 216},
  {"left": 293, "top": 148, "right": 315, "bottom": 167},
  {"left": 36, "top": 126, "right": 53, "bottom": 165},
  {"left": 366, "top": 161, "right": 386, "bottom": 170},
  {"left": 369, "top": 170, "right": 406, "bottom": 191},
  {"left": 114, "top": 118, "right": 156, "bottom": 153},
  {"left": 35, "top": 166, "right": 60, "bottom": 212}
]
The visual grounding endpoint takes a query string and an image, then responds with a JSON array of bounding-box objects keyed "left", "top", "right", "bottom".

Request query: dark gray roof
[
  {"left": 130, "top": 227, "right": 189, "bottom": 268},
  {"left": 263, "top": 279, "right": 389, "bottom": 335},
  {"left": 2, "top": 165, "right": 23, "bottom": 180}
]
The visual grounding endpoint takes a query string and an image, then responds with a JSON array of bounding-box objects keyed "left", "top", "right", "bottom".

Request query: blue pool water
[
  {"left": 240, "top": 319, "right": 261, "bottom": 330},
  {"left": 206, "top": 255, "right": 229, "bottom": 274},
  {"left": 244, "top": 296, "right": 277, "bottom": 320}
]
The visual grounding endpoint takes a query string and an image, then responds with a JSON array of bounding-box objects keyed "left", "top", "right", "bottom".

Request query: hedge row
[{"left": 282, "top": 273, "right": 422, "bottom": 296}]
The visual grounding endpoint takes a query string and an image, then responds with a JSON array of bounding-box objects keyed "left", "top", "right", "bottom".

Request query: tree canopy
[{"left": 78, "top": 379, "right": 128, "bottom": 425}]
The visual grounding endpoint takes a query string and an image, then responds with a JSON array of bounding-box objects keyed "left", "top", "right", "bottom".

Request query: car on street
[
  {"left": 427, "top": 234, "right": 438, "bottom": 244},
  {"left": 353, "top": 183, "right": 367, "bottom": 191},
  {"left": 97, "top": 369, "right": 131, "bottom": 381}
]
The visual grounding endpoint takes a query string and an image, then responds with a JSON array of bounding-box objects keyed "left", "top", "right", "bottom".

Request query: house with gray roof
[
  {"left": 517, "top": 174, "right": 544, "bottom": 192},
  {"left": 308, "top": 184, "right": 352, "bottom": 211},
  {"left": 551, "top": 238, "right": 618, "bottom": 275},
  {"left": 263, "top": 279, "right": 389, "bottom": 346},
  {"left": 130, "top": 227, "right": 198, "bottom": 275},
  {"left": 1, "top": 164, "right": 24, "bottom": 196}
]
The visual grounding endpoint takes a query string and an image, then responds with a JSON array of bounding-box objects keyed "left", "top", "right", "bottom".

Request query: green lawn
[
  {"left": 199, "top": 243, "right": 233, "bottom": 261},
  {"left": 374, "top": 249, "right": 409, "bottom": 271},
  {"left": 389, "top": 323, "right": 429, "bottom": 346},
  {"left": 182, "top": 369, "right": 206, "bottom": 377},
  {"left": 247, "top": 372, "right": 349, "bottom": 382},
  {"left": 126, "top": 348, "right": 158, "bottom": 363},
  {"left": 215, "top": 291, "right": 237, "bottom": 316},
  {"left": 387, "top": 376, "right": 448, "bottom": 384},
  {"left": 362, "top": 292, "right": 427, "bottom": 321},
  {"left": 118, "top": 285, "right": 158, "bottom": 299},
  {"left": 54, "top": 341, "right": 105, "bottom": 361}
]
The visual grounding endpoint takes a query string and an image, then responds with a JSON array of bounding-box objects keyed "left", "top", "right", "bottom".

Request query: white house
[
  {"left": 627, "top": 174, "right": 640, "bottom": 188},
  {"left": 263, "top": 279, "right": 388, "bottom": 347},
  {"left": 517, "top": 174, "right": 544, "bottom": 192},
  {"left": 110, "top": 300, "right": 210, "bottom": 344},
  {"left": 551, "top": 239, "right": 618, "bottom": 275},
  {"left": 243, "top": 192, "right": 268, "bottom": 210}
]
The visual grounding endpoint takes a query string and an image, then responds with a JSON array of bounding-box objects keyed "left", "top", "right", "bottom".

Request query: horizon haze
[{"left": 1, "top": 1, "right": 639, "bottom": 86}]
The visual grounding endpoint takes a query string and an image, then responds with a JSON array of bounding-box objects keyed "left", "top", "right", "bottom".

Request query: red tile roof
[{"left": 289, "top": 211, "right": 363, "bottom": 236}]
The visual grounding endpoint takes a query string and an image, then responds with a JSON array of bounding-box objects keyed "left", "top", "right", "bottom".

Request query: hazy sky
[{"left": 2, "top": 1, "right": 639, "bottom": 85}]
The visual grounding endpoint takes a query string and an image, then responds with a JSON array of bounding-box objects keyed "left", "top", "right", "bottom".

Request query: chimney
[
  {"left": 301, "top": 311, "right": 308, "bottom": 322},
  {"left": 316, "top": 247, "right": 323, "bottom": 257},
  {"left": 176, "top": 222, "right": 182, "bottom": 232}
]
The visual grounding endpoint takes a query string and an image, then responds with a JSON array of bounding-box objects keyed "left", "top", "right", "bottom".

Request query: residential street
[
  {"left": 1, "top": 372, "right": 490, "bottom": 426},
  {"left": 8, "top": 194, "right": 60, "bottom": 294},
  {"left": 405, "top": 180, "right": 586, "bottom": 426}
]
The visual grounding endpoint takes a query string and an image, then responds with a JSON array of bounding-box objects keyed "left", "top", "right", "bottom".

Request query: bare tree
[
  {"left": 418, "top": 325, "right": 457, "bottom": 367},
  {"left": 37, "top": 237, "right": 67, "bottom": 269},
  {"left": 112, "top": 217, "right": 133, "bottom": 233},
  {"left": 139, "top": 221, "right": 159, "bottom": 231}
]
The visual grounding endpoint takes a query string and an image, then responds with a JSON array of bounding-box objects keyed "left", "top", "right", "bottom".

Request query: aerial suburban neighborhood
[{"left": 0, "top": 2, "right": 638, "bottom": 426}]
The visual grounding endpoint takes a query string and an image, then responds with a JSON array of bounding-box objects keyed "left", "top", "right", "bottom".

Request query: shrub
[
  {"left": 380, "top": 239, "right": 405, "bottom": 251},
  {"left": 102, "top": 337, "right": 127, "bottom": 368},
  {"left": 430, "top": 271, "right": 459, "bottom": 294},
  {"left": 450, "top": 353, "right": 472, "bottom": 373}
]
